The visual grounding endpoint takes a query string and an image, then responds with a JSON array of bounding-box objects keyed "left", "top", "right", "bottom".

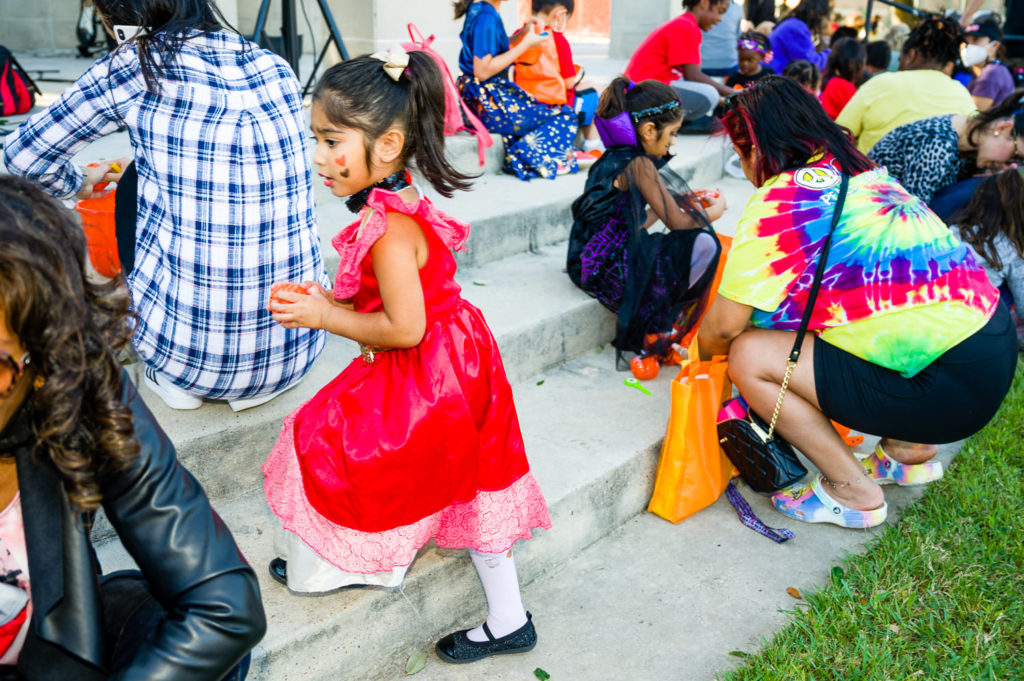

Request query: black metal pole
[
  {"left": 282, "top": 0, "right": 300, "bottom": 75},
  {"left": 864, "top": 0, "right": 874, "bottom": 40}
]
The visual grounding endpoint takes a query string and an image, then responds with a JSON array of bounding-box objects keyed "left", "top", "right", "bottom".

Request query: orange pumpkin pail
[{"left": 75, "top": 182, "right": 121, "bottom": 278}]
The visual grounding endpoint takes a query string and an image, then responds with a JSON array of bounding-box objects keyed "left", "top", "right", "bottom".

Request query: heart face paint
[{"left": 335, "top": 154, "right": 350, "bottom": 178}]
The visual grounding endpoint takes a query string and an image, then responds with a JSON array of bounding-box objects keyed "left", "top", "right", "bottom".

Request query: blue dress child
[{"left": 455, "top": 0, "right": 580, "bottom": 180}]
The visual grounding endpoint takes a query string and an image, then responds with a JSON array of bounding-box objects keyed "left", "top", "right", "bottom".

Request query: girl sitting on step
[
  {"left": 262, "top": 48, "right": 551, "bottom": 665},
  {"left": 567, "top": 77, "right": 725, "bottom": 378},
  {"left": 454, "top": 0, "right": 580, "bottom": 180}
]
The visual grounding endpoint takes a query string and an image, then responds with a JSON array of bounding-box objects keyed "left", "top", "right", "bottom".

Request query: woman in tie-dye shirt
[{"left": 699, "top": 77, "right": 1017, "bottom": 530}]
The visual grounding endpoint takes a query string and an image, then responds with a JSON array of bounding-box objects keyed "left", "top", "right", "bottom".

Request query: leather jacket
[{"left": 0, "top": 373, "right": 266, "bottom": 680}]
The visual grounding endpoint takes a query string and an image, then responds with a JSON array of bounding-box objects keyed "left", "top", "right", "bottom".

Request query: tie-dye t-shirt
[{"left": 718, "top": 154, "right": 999, "bottom": 377}]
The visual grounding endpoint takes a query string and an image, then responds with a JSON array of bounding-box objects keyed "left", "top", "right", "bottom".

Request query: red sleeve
[
  {"left": 666, "top": 14, "right": 702, "bottom": 69},
  {"left": 821, "top": 78, "right": 857, "bottom": 120},
  {"left": 553, "top": 32, "right": 576, "bottom": 105}
]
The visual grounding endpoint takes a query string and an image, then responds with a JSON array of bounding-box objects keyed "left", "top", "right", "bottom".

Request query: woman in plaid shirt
[{"left": 3, "top": 0, "right": 327, "bottom": 412}]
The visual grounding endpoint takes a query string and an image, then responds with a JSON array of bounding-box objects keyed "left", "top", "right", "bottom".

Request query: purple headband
[
  {"left": 737, "top": 39, "right": 767, "bottom": 54},
  {"left": 596, "top": 80, "right": 637, "bottom": 148},
  {"left": 596, "top": 112, "right": 638, "bottom": 148},
  {"left": 595, "top": 80, "right": 685, "bottom": 148}
]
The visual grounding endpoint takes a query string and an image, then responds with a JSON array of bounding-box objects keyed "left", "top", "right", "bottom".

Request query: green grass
[{"left": 720, "top": 362, "right": 1024, "bottom": 681}]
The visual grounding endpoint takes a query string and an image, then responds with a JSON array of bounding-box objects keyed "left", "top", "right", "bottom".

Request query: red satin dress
[{"left": 263, "top": 189, "right": 550, "bottom": 575}]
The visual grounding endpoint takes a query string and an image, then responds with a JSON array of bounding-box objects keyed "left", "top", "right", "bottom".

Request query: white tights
[{"left": 465, "top": 548, "right": 528, "bottom": 641}]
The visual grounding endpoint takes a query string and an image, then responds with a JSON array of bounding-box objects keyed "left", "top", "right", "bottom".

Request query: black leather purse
[{"left": 718, "top": 172, "right": 849, "bottom": 494}]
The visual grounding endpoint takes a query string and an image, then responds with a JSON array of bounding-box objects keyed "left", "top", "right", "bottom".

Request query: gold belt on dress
[{"left": 359, "top": 344, "right": 388, "bottom": 363}]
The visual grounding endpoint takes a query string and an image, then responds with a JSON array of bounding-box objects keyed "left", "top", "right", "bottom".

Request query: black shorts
[{"left": 814, "top": 302, "right": 1018, "bottom": 444}]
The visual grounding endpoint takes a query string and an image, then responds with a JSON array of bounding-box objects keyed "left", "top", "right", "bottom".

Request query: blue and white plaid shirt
[{"left": 4, "top": 31, "right": 327, "bottom": 400}]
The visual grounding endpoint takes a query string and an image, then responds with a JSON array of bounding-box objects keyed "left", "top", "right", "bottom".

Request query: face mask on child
[{"left": 962, "top": 43, "right": 988, "bottom": 67}]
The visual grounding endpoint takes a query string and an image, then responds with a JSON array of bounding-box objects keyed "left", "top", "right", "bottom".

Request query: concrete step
[
  {"left": 125, "top": 245, "right": 616, "bottom": 508},
  {"left": 95, "top": 348, "right": 681, "bottom": 681},
  {"left": 313, "top": 135, "right": 730, "bottom": 273},
  {"left": 444, "top": 129, "right": 505, "bottom": 177}
]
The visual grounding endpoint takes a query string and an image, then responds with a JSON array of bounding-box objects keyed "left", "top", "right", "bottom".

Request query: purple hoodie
[{"left": 767, "top": 17, "right": 829, "bottom": 74}]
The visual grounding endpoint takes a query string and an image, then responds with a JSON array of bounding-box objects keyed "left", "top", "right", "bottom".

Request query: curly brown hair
[{"left": 0, "top": 176, "right": 139, "bottom": 514}]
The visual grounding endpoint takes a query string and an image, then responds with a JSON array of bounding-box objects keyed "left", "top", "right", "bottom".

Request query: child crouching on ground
[
  {"left": 567, "top": 77, "right": 725, "bottom": 378},
  {"left": 264, "top": 47, "right": 551, "bottom": 664}
]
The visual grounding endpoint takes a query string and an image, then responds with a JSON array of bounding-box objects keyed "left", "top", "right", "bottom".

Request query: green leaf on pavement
[
  {"left": 405, "top": 650, "right": 427, "bottom": 675},
  {"left": 534, "top": 668, "right": 551, "bottom": 680}
]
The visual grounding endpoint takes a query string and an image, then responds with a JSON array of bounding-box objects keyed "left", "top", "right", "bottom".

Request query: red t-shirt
[
  {"left": 625, "top": 13, "right": 702, "bottom": 84},
  {"left": 553, "top": 31, "right": 576, "bottom": 106},
  {"left": 820, "top": 77, "right": 857, "bottom": 120}
]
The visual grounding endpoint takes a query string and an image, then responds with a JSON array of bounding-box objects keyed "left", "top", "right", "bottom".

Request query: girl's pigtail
[
  {"left": 597, "top": 76, "right": 633, "bottom": 119},
  {"left": 404, "top": 50, "right": 475, "bottom": 197}
]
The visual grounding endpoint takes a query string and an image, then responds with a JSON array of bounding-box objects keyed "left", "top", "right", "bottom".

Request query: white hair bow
[{"left": 371, "top": 45, "right": 410, "bottom": 82}]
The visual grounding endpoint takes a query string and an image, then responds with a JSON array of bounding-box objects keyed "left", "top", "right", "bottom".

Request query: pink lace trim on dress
[
  {"left": 331, "top": 188, "right": 471, "bottom": 300},
  {"left": 263, "top": 408, "right": 552, "bottom": 574}
]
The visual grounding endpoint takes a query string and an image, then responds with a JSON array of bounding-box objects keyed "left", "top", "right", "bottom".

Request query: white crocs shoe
[{"left": 861, "top": 444, "right": 943, "bottom": 486}]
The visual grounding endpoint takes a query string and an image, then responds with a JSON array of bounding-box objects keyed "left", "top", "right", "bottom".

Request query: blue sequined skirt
[{"left": 458, "top": 75, "right": 579, "bottom": 181}]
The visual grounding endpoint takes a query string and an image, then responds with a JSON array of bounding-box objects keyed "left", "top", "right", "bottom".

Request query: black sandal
[
  {"left": 435, "top": 612, "right": 537, "bottom": 664},
  {"left": 268, "top": 558, "right": 288, "bottom": 587}
]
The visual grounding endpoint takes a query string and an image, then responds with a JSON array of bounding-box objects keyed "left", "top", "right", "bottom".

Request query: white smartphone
[{"left": 113, "top": 25, "right": 146, "bottom": 45}]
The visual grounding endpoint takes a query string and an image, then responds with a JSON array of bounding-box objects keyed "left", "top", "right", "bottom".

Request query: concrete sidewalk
[{"left": 388, "top": 439, "right": 957, "bottom": 681}]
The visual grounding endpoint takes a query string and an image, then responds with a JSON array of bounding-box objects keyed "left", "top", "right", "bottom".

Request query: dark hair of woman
[
  {"left": 93, "top": 0, "right": 232, "bottom": 92},
  {"left": 788, "top": 0, "right": 830, "bottom": 34},
  {"left": 901, "top": 14, "right": 964, "bottom": 67},
  {"left": 950, "top": 170, "right": 1024, "bottom": 269},
  {"left": 720, "top": 75, "right": 876, "bottom": 185},
  {"left": 453, "top": 0, "right": 475, "bottom": 19},
  {"left": 830, "top": 26, "right": 858, "bottom": 47},
  {"left": 781, "top": 59, "right": 821, "bottom": 90},
  {"left": 738, "top": 30, "right": 770, "bottom": 53},
  {"left": 597, "top": 76, "right": 685, "bottom": 135},
  {"left": 313, "top": 52, "right": 475, "bottom": 198},
  {"left": 0, "top": 176, "right": 139, "bottom": 514},
  {"left": 967, "top": 87, "right": 1024, "bottom": 147},
  {"left": 865, "top": 40, "right": 892, "bottom": 70},
  {"left": 824, "top": 37, "right": 867, "bottom": 85}
]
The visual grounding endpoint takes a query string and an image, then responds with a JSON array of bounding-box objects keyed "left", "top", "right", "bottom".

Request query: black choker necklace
[{"left": 346, "top": 170, "right": 413, "bottom": 212}]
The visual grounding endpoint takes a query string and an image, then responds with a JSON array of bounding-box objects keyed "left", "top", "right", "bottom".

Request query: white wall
[{"left": 609, "top": 0, "right": 679, "bottom": 59}]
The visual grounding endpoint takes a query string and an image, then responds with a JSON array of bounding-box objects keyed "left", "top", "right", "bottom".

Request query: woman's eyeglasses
[{"left": 0, "top": 352, "right": 31, "bottom": 398}]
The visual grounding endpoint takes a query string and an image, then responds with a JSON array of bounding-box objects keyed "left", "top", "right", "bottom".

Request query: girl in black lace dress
[{"left": 567, "top": 77, "right": 725, "bottom": 377}]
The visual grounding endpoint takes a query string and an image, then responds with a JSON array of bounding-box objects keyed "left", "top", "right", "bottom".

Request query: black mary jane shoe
[
  {"left": 435, "top": 612, "right": 537, "bottom": 664},
  {"left": 268, "top": 558, "right": 288, "bottom": 587}
]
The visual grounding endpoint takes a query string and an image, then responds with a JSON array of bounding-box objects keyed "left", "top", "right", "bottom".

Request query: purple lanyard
[{"left": 725, "top": 481, "right": 795, "bottom": 543}]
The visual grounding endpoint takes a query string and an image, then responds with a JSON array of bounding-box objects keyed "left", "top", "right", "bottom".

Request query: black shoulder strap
[{"left": 789, "top": 172, "right": 849, "bottom": 364}]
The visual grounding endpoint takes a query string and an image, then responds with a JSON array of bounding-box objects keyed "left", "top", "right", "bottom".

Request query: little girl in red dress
[{"left": 263, "top": 47, "right": 550, "bottom": 664}]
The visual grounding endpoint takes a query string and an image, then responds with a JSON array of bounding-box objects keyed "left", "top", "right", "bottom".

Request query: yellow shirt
[{"left": 835, "top": 69, "right": 976, "bottom": 154}]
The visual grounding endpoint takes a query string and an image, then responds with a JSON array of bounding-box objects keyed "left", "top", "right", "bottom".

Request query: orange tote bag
[{"left": 648, "top": 337, "right": 736, "bottom": 523}]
